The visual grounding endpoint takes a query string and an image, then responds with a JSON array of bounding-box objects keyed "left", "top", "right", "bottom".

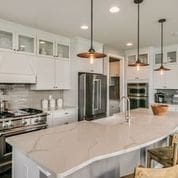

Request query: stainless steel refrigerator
[{"left": 78, "top": 72, "right": 107, "bottom": 121}]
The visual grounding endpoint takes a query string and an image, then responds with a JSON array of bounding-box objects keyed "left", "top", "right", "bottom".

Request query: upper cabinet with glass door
[
  {"left": 38, "top": 37, "right": 54, "bottom": 57},
  {"left": 55, "top": 39, "right": 70, "bottom": 60},
  {"left": 0, "top": 28, "right": 14, "bottom": 51},
  {"left": 0, "top": 26, "right": 36, "bottom": 55},
  {"left": 37, "top": 35, "right": 70, "bottom": 59},
  {"left": 16, "top": 32, "right": 36, "bottom": 55},
  {"left": 154, "top": 46, "right": 178, "bottom": 65},
  {"left": 127, "top": 53, "right": 148, "bottom": 66}
]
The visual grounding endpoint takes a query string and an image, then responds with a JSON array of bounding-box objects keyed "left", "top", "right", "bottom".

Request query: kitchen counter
[{"left": 7, "top": 109, "right": 178, "bottom": 178}]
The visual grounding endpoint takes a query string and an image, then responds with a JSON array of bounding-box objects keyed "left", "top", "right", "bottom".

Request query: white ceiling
[{"left": 0, "top": 0, "right": 178, "bottom": 50}]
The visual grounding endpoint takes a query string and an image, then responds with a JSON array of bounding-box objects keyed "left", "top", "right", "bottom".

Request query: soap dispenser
[{"left": 49, "top": 95, "right": 55, "bottom": 109}]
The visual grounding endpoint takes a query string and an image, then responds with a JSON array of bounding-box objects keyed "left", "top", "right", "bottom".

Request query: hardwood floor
[{"left": 121, "top": 174, "right": 135, "bottom": 178}]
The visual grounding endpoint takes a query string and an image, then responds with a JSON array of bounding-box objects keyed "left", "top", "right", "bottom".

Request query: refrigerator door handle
[
  {"left": 83, "top": 74, "right": 86, "bottom": 120},
  {"left": 99, "top": 79, "right": 102, "bottom": 109}
]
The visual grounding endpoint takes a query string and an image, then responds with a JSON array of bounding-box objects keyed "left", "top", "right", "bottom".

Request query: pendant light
[
  {"left": 128, "top": 0, "right": 149, "bottom": 71},
  {"left": 154, "top": 19, "right": 170, "bottom": 75},
  {"left": 77, "top": 0, "right": 107, "bottom": 64}
]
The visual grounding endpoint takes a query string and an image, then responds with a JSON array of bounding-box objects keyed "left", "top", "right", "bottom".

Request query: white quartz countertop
[{"left": 7, "top": 109, "right": 178, "bottom": 177}]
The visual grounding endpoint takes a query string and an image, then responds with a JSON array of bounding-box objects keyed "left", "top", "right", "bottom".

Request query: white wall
[{"left": 103, "top": 46, "right": 125, "bottom": 116}]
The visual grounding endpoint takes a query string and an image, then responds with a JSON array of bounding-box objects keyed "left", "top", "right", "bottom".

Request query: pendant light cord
[
  {"left": 161, "top": 21, "right": 163, "bottom": 66},
  {"left": 137, "top": 2, "right": 140, "bottom": 62},
  {"left": 90, "top": 0, "right": 94, "bottom": 50}
]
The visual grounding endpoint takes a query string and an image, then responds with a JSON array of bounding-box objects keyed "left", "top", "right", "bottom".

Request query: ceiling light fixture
[
  {"left": 128, "top": 0, "right": 149, "bottom": 71},
  {"left": 109, "top": 6, "right": 120, "bottom": 13},
  {"left": 126, "top": 42, "right": 133, "bottom": 46},
  {"left": 154, "top": 19, "right": 170, "bottom": 75},
  {"left": 77, "top": 0, "right": 107, "bottom": 64},
  {"left": 81, "top": 25, "right": 89, "bottom": 30},
  {"left": 40, "top": 41, "right": 46, "bottom": 44}
]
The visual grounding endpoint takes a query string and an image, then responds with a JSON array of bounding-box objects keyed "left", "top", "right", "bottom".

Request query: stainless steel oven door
[
  {"left": 129, "top": 96, "right": 149, "bottom": 109},
  {"left": 128, "top": 86, "right": 148, "bottom": 97}
]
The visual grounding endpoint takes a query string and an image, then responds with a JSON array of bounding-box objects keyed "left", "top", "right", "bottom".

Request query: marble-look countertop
[{"left": 7, "top": 109, "right": 178, "bottom": 177}]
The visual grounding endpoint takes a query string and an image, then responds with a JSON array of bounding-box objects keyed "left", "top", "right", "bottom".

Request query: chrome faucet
[{"left": 120, "top": 96, "right": 131, "bottom": 122}]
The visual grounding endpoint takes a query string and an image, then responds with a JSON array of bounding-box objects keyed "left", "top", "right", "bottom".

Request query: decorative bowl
[{"left": 151, "top": 104, "right": 168, "bottom": 116}]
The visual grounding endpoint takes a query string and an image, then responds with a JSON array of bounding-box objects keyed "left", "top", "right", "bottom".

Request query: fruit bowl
[{"left": 151, "top": 104, "right": 168, "bottom": 116}]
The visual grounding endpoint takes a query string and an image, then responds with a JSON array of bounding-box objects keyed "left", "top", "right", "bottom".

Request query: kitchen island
[{"left": 7, "top": 109, "right": 178, "bottom": 178}]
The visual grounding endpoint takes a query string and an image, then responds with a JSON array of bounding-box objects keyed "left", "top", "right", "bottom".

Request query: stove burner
[
  {"left": 20, "top": 108, "right": 43, "bottom": 115},
  {"left": 0, "top": 112, "right": 15, "bottom": 119}
]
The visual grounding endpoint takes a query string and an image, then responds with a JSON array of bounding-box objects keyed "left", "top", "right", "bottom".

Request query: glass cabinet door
[
  {"left": 139, "top": 53, "right": 148, "bottom": 64},
  {"left": 18, "top": 35, "right": 35, "bottom": 54},
  {"left": 38, "top": 39, "right": 54, "bottom": 56},
  {"left": 56, "top": 43, "right": 69, "bottom": 59},
  {"left": 167, "top": 51, "right": 176, "bottom": 63},
  {"left": 127, "top": 55, "right": 136, "bottom": 65},
  {"left": 0, "top": 30, "right": 13, "bottom": 50},
  {"left": 155, "top": 53, "right": 162, "bottom": 64}
]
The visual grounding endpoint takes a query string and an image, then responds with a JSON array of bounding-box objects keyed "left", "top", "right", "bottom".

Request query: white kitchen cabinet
[
  {"left": 34, "top": 57, "right": 55, "bottom": 90},
  {"left": 55, "top": 59, "right": 71, "bottom": 89},
  {"left": 0, "top": 51, "right": 36, "bottom": 83},
  {"left": 0, "top": 25, "right": 36, "bottom": 55},
  {"left": 37, "top": 34, "right": 70, "bottom": 60},
  {"left": 47, "top": 108, "right": 78, "bottom": 128},
  {"left": 16, "top": 31, "right": 36, "bottom": 55},
  {"left": 125, "top": 49, "right": 150, "bottom": 82},
  {"left": 154, "top": 45, "right": 178, "bottom": 65},
  {"left": 154, "top": 65, "right": 178, "bottom": 89},
  {"left": 32, "top": 57, "right": 71, "bottom": 90}
]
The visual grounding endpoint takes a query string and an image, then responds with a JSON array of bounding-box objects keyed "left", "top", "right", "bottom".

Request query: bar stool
[
  {"left": 147, "top": 133, "right": 178, "bottom": 168},
  {"left": 135, "top": 165, "right": 178, "bottom": 178}
]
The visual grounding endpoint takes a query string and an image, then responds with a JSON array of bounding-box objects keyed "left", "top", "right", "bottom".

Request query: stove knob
[
  {"left": 2, "top": 121, "right": 8, "bottom": 128},
  {"left": 8, "top": 121, "right": 13, "bottom": 127},
  {"left": 22, "top": 119, "right": 27, "bottom": 126},
  {"left": 34, "top": 119, "right": 39, "bottom": 123}
]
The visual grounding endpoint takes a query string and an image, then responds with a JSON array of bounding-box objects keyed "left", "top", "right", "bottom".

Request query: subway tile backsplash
[
  {"left": 0, "top": 84, "right": 63, "bottom": 110},
  {"left": 156, "top": 89, "right": 178, "bottom": 104}
]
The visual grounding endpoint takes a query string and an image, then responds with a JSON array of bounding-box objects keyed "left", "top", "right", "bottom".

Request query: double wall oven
[{"left": 127, "top": 83, "right": 149, "bottom": 109}]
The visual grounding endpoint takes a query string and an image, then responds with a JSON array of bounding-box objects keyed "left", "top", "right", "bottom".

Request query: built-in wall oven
[{"left": 127, "top": 83, "right": 149, "bottom": 109}]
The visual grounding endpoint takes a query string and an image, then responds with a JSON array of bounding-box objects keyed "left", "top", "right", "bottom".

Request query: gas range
[
  {"left": 0, "top": 108, "right": 48, "bottom": 174},
  {"left": 0, "top": 108, "right": 47, "bottom": 132}
]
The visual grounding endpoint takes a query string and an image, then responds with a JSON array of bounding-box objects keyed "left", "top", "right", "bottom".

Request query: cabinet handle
[{"left": 65, "top": 112, "right": 69, "bottom": 115}]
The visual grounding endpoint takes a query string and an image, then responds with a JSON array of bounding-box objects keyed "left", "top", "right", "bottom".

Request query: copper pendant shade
[
  {"left": 154, "top": 19, "right": 170, "bottom": 72},
  {"left": 128, "top": 0, "right": 149, "bottom": 67},
  {"left": 77, "top": 0, "right": 106, "bottom": 60}
]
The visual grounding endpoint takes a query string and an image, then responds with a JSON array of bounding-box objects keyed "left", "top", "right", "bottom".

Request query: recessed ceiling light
[
  {"left": 81, "top": 25, "right": 89, "bottom": 30},
  {"left": 109, "top": 6, "right": 120, "bottom": 13},
  {"left": 126, "top": 42, "right": 133, "bottom": 47},
  {"left": 40, "top": 41, "right": 46, "bottom": 44}
]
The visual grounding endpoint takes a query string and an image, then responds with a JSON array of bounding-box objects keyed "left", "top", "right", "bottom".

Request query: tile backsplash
[
  {"left": 0, "top": 84, "right": 63, "bottom": 110},
  {"left": 156, "top": 89, "right": 178, "bottom": 104}
]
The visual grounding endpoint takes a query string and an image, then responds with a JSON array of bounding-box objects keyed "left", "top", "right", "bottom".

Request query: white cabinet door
[
  {"left": 35, "top": 57, "right": 55, "bottom": 90},
  {"left": 0, "top": 51, "right": 36, "bottom": 83},
  {"left": 55, "top": 59, "right": 71, "bottom": 89},
  {"left": 65, "top": 108, "right": 78, "bottom": 123}
]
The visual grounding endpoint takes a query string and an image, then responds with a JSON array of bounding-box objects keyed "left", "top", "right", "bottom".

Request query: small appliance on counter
[
  {"left": 155, "top": 92, "right": 165, "bottom": 103},
  {"left": 172, "top": 94, "right": 178, "bottom": 104}
]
